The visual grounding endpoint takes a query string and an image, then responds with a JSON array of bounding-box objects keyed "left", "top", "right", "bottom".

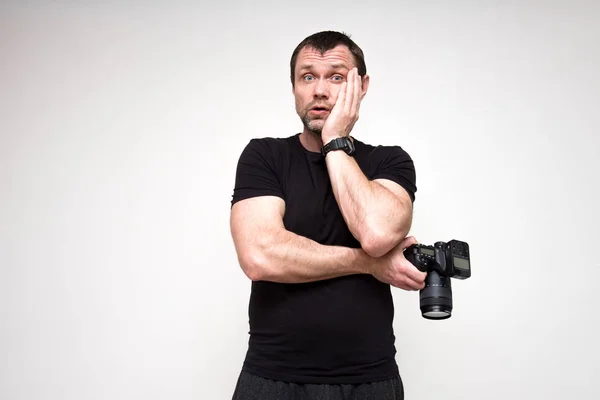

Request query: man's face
[{"left": 292, "top": 45, "right": 362, "bottom": 136}]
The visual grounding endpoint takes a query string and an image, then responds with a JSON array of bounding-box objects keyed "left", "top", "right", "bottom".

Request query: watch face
[
  {"left": 347, "top": 140, "right": 355, "bottom": 154},
  {"left": 322, "top": 138, "right": 355, "bottom": 156}
]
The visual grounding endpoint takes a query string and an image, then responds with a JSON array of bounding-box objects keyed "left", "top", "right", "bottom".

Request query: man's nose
[{"left": 313, "top": 79, "right": 329, "bottom": 98}]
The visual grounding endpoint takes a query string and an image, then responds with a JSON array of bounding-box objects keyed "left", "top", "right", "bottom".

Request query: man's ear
[{"left": 360, "top": 74, "right": 370, "bottom": 100}]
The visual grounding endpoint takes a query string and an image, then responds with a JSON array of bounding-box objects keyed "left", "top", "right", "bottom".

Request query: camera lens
[
  {"left": 422, "top": 307, "right": 451, "bottom": 319},
  {"left": 420, "top": 271, "right": 452, "bottom": 320}
]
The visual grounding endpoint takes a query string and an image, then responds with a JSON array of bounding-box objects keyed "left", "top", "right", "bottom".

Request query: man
[{"left": 229, "top": 30, "right": 426, "bottom": 399}]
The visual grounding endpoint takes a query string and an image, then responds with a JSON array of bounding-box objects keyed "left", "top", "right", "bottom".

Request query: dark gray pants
[{"left": 232, "top": 370, "right": 404, "bottom": 400}]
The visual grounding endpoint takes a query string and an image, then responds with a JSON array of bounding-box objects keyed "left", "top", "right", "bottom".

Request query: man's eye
[
  {"left": 332, "top": 75, "right": 344, "bottom": 81},
  {"left": 303, "top": 75, "right": 314, "bottom": 81}
]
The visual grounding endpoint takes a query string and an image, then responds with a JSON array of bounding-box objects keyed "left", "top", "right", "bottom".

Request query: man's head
[
  {"left": 290, "top": 31, "right": 367, "bottom": 87},
  {"left": 290, "top": 31, "right": 370, "bottom": 137}
]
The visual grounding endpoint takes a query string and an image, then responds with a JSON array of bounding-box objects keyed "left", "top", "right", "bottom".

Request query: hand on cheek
[{"left": 322, "top": 67, "right": 362, "bottom": 143}]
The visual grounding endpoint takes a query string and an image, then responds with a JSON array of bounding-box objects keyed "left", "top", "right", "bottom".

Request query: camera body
[
  {"left": 403, "top": 240, "right": 471, "bottom": 320},
  {"left": 404, "top": 240, "right": 471, "bottom": 280}
]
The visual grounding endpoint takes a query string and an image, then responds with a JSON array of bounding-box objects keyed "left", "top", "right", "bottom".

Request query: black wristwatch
[{"left": 321, "top": 137, "right": 355, "bottom": 157}]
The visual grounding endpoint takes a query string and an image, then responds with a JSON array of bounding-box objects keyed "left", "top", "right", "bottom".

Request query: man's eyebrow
[
  {"left": 298, "top": 63, "right": 350, "bottom": 71},
  {"left": 329, "top": 63, "right": 349, "bottom": 70}
]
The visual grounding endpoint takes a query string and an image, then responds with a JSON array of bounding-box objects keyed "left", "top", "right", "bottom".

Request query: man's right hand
[{"left": 369, "top": 236, "right": 427, "bottom": 291}]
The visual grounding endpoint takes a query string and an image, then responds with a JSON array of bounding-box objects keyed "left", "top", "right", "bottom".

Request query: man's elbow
[
  {"left": 360, "top": 224, "right": 410, "bottom": 258},
  {"left": 361, "top": 234, "right": 396, "bottom": 258},
  {"left": 238, "top": 248, "right": 269, "bottom": 281}
]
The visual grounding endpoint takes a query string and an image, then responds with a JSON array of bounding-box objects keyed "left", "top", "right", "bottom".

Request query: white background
[{"left": 1, "top": 1, "right": 599, "bottom": 399}]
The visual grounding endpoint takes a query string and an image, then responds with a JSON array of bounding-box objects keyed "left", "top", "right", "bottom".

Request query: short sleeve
[
  {"left": 371, "top": 146, "right": 417, "bottom": 203},
  {"left": 231, "top": 139, "right": 284, "bottom": 207}
]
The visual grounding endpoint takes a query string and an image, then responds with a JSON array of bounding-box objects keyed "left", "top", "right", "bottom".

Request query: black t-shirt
[{"left": 231, "top": 133, "right": 417, "bottom": 384}]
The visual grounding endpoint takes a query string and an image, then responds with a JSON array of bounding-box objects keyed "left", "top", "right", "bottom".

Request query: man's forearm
[
  {"left": 241, "top": 227, "right": 374, "bottom": 284},
  {"left": 325, "top": 150, "right": 412, "bottom": 257}
]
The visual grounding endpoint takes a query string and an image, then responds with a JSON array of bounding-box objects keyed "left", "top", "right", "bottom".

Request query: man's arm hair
[
  {"left": 325, "top": 151, "right": 413, "bottom": 258},
  {"left": 230, "top": 195, "right": 376, "bottom": 283}
]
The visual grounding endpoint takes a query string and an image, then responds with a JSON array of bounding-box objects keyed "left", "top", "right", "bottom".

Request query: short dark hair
[{"left": 289, "top": 30, "right": 367, "bottom": 86}]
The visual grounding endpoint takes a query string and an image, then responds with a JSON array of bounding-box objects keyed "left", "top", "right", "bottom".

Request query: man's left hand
[{"left": 321, "top": 67, "right": 363, "bottom": 143}]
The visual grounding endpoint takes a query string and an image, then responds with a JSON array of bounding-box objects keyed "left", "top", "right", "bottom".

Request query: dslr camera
[{"left": 403, "top": 240, "right": 471, "bottom": 320}]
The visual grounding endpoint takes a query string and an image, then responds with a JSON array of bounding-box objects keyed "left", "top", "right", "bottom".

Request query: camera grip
[{"left": 403, "top": 245, "right": 428, "bottom": 272}]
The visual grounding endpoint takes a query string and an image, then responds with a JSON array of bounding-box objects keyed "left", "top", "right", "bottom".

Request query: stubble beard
[
  {"left": 302, "top": 115, "right": 324, "bottom": 137},
  {"left": 299, "top": 105, "right": 328, "bottom": 140},
  {"left": 296, "top": 97, "right": 322, "bottom": 138}
]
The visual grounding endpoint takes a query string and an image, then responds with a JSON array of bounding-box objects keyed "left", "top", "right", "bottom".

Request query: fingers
[
  {"left": 352, "top": 68, "right": 361, "bottom": 116},
  {"left": 335, "top": 81, "right": 347, "bottom": 113},
  {"left": 396, "top": 278, "right": 425, "bottom": 291},
  {"left": 345, "top": 68, "right": 360, "bottom": 117},
  {"left": 386, "top": 269, "right": 424, "bottom": 291},
  {"left": 344, "top": 69, "right": 355, "bottom": 115},
  {"left": 398, "top": 237, "right": 427, "bottom": 283},
  {"left": 387, "top": 236, "right": 426, "bottom": 290},
  {"left": 321, "top": 68, "right": 361, "bottom": 139},
  {"left": 395, "top": 271, "right": 426, "bottom": 291},
  {"left": 403, "top": 262, "right": 427, "bottom": 285},
  {"left": 400, "top": 235, "right": 418, "bottom": 249}
]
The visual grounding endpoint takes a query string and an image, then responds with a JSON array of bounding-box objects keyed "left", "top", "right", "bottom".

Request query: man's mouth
[{"left": 310, "top": 106, "right": 330, "bottom": 114}]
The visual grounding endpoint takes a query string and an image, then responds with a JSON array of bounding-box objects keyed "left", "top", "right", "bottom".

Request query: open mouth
[{"left": 310, "top": 106, "right": 329, "bottom": 113}]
